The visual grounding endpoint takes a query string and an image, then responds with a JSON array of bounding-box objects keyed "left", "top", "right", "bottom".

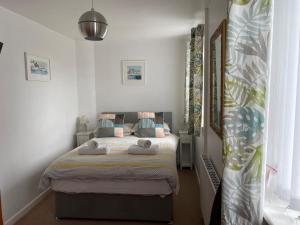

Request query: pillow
[
  {"left": 132, "top": 123, "right": 138, "bottom": 134},
  {"left": 96, "top": 113, "right": 125, "bottom": 137},
  {"left": 123, "top": 123, "right": 134, "bottom": 136},
  {"left": 136, "top": 112, "right": 165, "bottom": 138},
  {"left": 133, "top": 122, "right": 171, "bottom": 135},
  {"left": 164, "top": 122, "right": 171, "bottom": 134}
]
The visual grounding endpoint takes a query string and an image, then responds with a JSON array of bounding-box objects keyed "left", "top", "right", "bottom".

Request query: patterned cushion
[
  {"left": 136, "top": 112, "right": 165, "bottom": 138},
  {"left": 96, "top": 113, "right": 125, "bottom": 137}
]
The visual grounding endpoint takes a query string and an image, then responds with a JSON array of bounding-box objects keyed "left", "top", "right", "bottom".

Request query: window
[{"left": 264, "top": 0, "right": 300, "bottom": 223}]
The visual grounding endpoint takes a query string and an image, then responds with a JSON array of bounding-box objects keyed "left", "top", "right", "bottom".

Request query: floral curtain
[
  {"left": 222, "top": 1, "right": 272, "bottom": 225},
  {"left": 186, "top": 24, "right": 204, "bottom": 136},
  {"left": 184, "top": 41, "right": 191, "bottom": 125}
]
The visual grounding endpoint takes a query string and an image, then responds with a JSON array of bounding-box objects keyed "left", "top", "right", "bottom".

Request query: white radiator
[{"left": 199, "top": 155, "right": 220, "bottom": 225}]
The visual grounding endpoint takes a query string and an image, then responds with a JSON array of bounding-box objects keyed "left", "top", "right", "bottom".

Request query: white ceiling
[{"left": 0, "top": 0, "right": 205, "bottom": 41}]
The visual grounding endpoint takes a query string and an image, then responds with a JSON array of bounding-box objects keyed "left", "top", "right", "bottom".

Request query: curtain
[
  {"left": 184, "top": 41, "right": 191, "bottom": 125},
  {"left": 265, "top": 0, "right": 300, "bottom": 211},
  {"left": 187, "top": 24, "right": 204, "bottom": 136},
  {"left": 222, "top": 1, "right": 273, "bottom": 225}
]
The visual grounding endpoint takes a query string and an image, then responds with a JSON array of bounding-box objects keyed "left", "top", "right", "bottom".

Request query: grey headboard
[{"left": 103, "top": 112, "right": 173, "bottom": 131}]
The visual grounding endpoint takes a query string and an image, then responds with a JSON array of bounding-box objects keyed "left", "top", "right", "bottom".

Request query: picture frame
[
  {"left": 122, "top": 60, "right": 146, "bottom": 86},
  {"left": 25, "top": 52, "right": 51, "bottom": 81}
]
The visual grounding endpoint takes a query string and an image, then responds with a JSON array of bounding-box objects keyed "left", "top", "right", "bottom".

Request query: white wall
[
  {"left": 194, "top": 3, "right": 226, "bottom": 224},
  {"left": 194, "top": 0, "right": 227, "bottom": 178},
  {"left": 206, "top": 0, "right": 227, "bottom": 177},
  {"left": 94, "top": 38, "right": 187, "bottom": 131},
  {"left": 194, "top": 0, "right": 227, "bottom": 179},
  {"left": 76, "top": 41, "right": 97, "bottom": 129},
  {"left": 0, "top": 6, "right": 78, "bottom": 221}
]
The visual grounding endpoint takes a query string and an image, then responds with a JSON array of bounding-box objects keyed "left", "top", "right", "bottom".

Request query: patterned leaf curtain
[
  {"left": 184, "top": 42, "right": 191, "bottom": 125},
  {"left": 222, "top": 1, "right": 272, "bottom": 225},
  {"left": 185, "top": 24, "right": 204, "bottom": 136}
]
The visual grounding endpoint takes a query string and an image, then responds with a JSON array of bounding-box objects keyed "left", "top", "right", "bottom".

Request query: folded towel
[
  {"left": 87, "top": 140, "right": 98, "bottom": 149},
  {"left": 137, "top": 139, "right": 152, "bottom": 148},
  {"left": 78, "top": 145, "right": 109, "bottom": 155},
  {"left": 128, "top": 144, "right": 159, "bottom": 155}
]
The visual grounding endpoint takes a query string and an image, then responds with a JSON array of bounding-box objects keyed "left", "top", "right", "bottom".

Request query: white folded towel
[
  {"left": 137, "top": 139, "right": 152, "bottom": 148},
  {"left": 87, "top": 140, "right": 98, "bottom": 149},
  {"left": 78, "top": 144, "right": 109, "bottom": 155},
  {"left": 128, "top": 144, "right": 159, "bottom": 155}
]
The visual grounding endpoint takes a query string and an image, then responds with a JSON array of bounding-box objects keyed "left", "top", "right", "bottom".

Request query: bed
[{"left": 40, "top": 112, "right": 179, "bottom": 223}]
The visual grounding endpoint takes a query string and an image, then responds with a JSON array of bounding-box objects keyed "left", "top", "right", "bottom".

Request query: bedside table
[
  {"left": 179, "top": 130, "right": 193, "bottom": 170},
  {"left": 76, "top": 131, "right": 94, "bottom": 147}
]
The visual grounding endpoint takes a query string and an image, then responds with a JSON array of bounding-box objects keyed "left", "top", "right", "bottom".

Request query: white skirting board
[{"left": 5, "top": 188, "right": 50, "bottom": 225}]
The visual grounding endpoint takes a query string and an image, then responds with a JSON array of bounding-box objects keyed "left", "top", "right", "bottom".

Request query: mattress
[
  {"left": 40, "top": 134, "right": 179, "bottom": 195},
  {"left": 52, "top": 179, "right": 172, "bottom": 195}
]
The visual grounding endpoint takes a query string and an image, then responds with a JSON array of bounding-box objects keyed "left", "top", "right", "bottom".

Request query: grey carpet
[{"left": 15, "top": 170, "right": 204, "bottom": 225}]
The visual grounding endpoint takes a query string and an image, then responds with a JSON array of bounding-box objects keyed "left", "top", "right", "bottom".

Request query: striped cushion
[
  {"left": 138, "top": 112, "right": 155, "bottom": 119},
  {"left": 136, "top": 112, "right": 165, "bottom": 138},
  {"left": 96, "top": 113, "right": 125, "bottom": 137}
]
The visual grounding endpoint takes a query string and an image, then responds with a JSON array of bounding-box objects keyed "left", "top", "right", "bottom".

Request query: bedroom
[{"left": 0, "top": 1, "right": 299, "bottom": 225}]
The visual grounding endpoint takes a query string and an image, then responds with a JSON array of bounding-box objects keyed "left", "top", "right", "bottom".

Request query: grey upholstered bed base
[{"left": 55, "top": 192, "right": 173, "bottom": 222}]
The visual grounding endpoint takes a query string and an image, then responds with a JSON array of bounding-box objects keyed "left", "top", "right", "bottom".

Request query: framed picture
[
  {"left": 122, "top": 60, "right": 146, "bottom": 86},
  {"left": 25, "top": 52, "right": 51, "bottom": 81}
]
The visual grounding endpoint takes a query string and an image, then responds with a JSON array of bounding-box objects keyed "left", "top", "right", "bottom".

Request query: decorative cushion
[
  {"left": 136, "top": 112, "right": 165, "bottom": 138},
  {"left": 133, "top": 122, "right": 171, "bottom": 134},
  {"left": 96, "top": 113, "right": 125, "bottom": 137}
]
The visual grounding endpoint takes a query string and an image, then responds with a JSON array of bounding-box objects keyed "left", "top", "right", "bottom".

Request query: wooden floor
[{"left": 15, "top": 170, "right": 204, "bottom": 225}]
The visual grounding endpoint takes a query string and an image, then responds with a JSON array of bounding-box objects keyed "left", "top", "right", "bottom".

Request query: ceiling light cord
[{"left": 91, "top": 0, "right": 94, "bottom": 10}]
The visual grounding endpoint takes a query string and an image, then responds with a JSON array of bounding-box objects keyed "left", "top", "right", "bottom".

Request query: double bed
[{"left": 40, "top": 112, "right": 179, "bottom": 223}]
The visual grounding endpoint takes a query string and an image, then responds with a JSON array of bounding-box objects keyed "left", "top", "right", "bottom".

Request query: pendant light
[{"left": 78, "top": 0, "right": 108, "bottom": 41}]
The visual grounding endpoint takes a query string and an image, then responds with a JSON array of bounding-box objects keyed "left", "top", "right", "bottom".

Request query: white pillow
[
  {"left": 132, "top": 123, "right": 138, "bottom": 133},
  {"left": 164, "top": 122, "right": 171, "bottom": 134},
  {"left": 124, "top": 123, "right": 134, "bottom": 136}
]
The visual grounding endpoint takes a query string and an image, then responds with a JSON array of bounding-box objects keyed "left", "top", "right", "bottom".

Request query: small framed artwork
[
  {"left": 122, "top": 60, "right": 146, "bottom": 86},
  {"left": 25, "top": 52, "right": 51, "bottom": 81}
]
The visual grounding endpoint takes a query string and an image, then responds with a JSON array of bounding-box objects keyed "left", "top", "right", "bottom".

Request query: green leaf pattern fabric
[
  {"left": 188, "top": 24, "right": 204, "bottom": 136},
  {"left": 222, "top": 0, "right": 272, "bottom": 224},
  {"left": 184, "top": 42, "right": 191, "bottom": 124}
]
